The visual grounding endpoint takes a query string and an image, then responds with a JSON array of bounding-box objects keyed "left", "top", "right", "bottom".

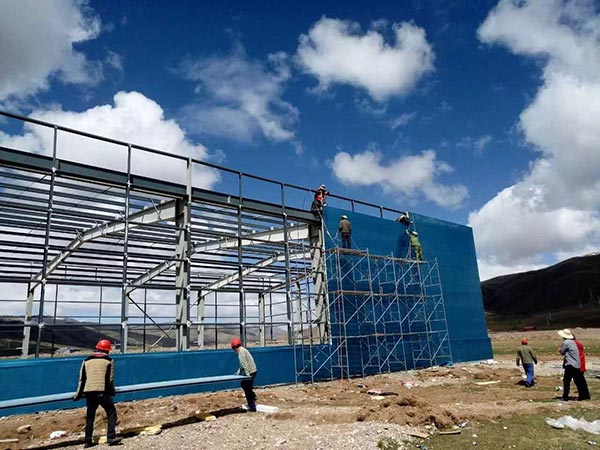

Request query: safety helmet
[
  {"left": 231, "top": 338, "right": 242, "bottom": 348},
  {"left": 319, "top": 184, "right": 326, "bottom": 189},
  {"left": 95, "top": 339, "right": 111, "bottom": 352},
  {"left": 412, "top": 231, "right": 418, "bottom": 236},
  {"left": 341, "top": 215, "right": 348, "bottom": 219},
  {"left": 521, "top": 338, "right": 528, "bottom": 345}
]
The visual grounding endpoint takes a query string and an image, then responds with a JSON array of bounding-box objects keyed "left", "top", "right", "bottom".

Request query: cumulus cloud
[
  {"left": 471, "top": 0, "right": 600, "bottom": 280},
  {"left": 0, "top": 0, "right": 103, "bottom": 101},
  {"left": 331, "top": 148, "right": 468, "bottom": 208},
  {"left": 0, "top": 91, "right": 218, "bottom": 188},
  {"left": 180, "top": 45, "right": 299, "bottom": 144},
  {"left": 297, "top": 17, "right": 434, "bottom": 101}
]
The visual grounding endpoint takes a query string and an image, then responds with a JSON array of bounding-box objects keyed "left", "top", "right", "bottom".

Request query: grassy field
[
  {"left": 486, "top": 305, "right": 600, "bottom": 332},
  {"left": 490, "top": 329, "right": 600, "bottom": 357},
  {"left": 425, "top": 407, "right": 600, "bottom": 450}
]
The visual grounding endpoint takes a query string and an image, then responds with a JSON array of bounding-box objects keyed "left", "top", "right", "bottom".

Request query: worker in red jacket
[{"left": 573, "top": 334, "right": 591, "bottom": 400}]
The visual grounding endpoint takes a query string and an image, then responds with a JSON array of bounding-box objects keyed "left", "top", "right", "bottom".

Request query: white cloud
[
  {"left": 180, "top": 45, "right": 299, "bottom": 144},
  {"left": 297, "top": 17, "right": 434, "bottom": 101},
  {"left": 471, "top": 0, "right": 600, "bottom": 280},
  {"left": 389, "top": 112, "right": 417, "bottom": 129},
  {"left": 0, "top": 0, "right": 103, "bottom": 101},
  {"left": 331, "top": 148, "right": 468, "bottom": 208},
  {"left": 457, "top": 134, "right": 493, "bottom": 155},
  {"left": 0, "top": 91, "right": 218, "bottom": 188}
]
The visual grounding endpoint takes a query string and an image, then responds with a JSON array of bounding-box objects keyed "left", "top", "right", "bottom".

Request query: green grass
[
  {"left": 486, "top": 306, "right": 600, "bottom": 333},
  {"left": 422, "top": 408, "right": 600, "bottom": 450},
  {"left": 491, "top": 338, "right": 600, "bottom": 358}
]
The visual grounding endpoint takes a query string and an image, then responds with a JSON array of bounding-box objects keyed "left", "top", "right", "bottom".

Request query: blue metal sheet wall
[
  {"left": 322, "top": 207, "right": 492, "bottom": 367},
  {"left": 0, "top": 346, "right": 296, "bottom": 417}
]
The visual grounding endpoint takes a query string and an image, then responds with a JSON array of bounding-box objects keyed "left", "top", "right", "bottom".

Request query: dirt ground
[{"left": 1, "top": 329, "right": 599, "bottom": 450}]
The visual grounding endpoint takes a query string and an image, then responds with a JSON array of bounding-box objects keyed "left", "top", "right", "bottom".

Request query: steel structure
[{"left": 0, "top": 110, "right": 450, "bottom": 385}]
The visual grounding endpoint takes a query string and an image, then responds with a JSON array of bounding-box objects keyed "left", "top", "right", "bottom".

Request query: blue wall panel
[
  {"left": 323, "top": 207, "right": 492, "bottom": 367},
  {"left": 0, "top": 346, "right": 295, "bottom": 417}
]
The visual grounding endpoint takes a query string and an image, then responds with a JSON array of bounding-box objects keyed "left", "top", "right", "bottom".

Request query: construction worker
[
  {"left": 231, "top": 338, "right": 258, "bottom": 412},
  {"left": 406, "top": 230, "right": 423, "bottom": 261},
  {"left": 311, "top": 184, "right": 329, "bottom": 217},
  {"left": 396, "top": 212, "right": 412, "bottom": 227},
  {"left": 74, "top": 339, "right": 122, "bottom": 447},
  {"left": 558, "top": 329, "right": 589, "bottom": 401},
  {"left": 337, "top": 215, "right": 352, "bottom": 248},
  {"left": 516, "top": 338, "right": 537, "bottom": 387},
  {"left": 573, "top": 333, "right": 591, "bottom": 400}
]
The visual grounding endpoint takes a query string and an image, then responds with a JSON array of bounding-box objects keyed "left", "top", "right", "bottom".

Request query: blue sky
[{"left": 0, "top": 0, "right": 599, "bottom": 280}]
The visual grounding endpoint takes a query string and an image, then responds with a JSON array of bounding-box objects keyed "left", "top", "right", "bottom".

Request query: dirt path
[{"left": 2, "top": 331, "right": 599, "bottom": 450}]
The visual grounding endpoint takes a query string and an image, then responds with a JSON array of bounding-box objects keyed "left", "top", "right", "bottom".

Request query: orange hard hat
[
  {"left": 96, "top": 339, "right": 112, "bottom": 352},
  {"left": 231, "top": 338, "right": 242, "bottom": 348}
]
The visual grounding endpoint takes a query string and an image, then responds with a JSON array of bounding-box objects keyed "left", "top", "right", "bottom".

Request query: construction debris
[
  {"left": 406, "top": 428, "right": 429, "bottom": 439},
  {"left": 546, "top": 416, "right": 600, "bottom": 434},
  {"left": 16, "top": 424, "right": 31, "bottom": 433},
  {"left": 474, "top": 380, "right": 501, "bottom": 386},
  {"left": 48, "top": 431, "right": 66, "bottom": 439}
]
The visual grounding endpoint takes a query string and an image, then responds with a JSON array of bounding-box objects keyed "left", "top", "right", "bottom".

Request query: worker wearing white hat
[{"left": 558, "top": 329, "right": 590, "bottom": 401}]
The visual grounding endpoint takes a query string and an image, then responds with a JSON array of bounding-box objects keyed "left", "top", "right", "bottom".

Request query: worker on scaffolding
[
  {"left": 407, "top": 230, "right": 423, "bottom": 261},
  {"left": 337, "top": 214, "right": 352, "bottom": 249},
  {"left": 231, "top": 338, "right": 258, "bottom": 412},
  {"left": 74, "top": 339, "right": 122, "bottom": 447},
  {"left": 396, "top": 211, "right": 412, "bottom": 227},
  {"left": 311, "top": 184, "right": 329, "bottom": 217}
]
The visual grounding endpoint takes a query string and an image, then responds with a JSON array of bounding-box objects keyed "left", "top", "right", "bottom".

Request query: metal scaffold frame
[{"left": 293, "top": 234, "right": 453, "bottom": 382}]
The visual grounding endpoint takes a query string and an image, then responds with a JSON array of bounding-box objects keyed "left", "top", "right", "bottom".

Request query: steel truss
[{"left": 0, "top": 111, "right": 345, "bottom": 360}]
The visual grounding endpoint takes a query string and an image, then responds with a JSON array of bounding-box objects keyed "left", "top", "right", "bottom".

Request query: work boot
[
  {"left": 83, "top": 442, "right": 96, "bottom": 448},
  {"left": 107, "top": 437, "right": 123, "bottom": 446}
]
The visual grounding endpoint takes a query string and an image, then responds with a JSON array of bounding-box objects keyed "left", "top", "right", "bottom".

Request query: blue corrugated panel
[
  {"left": 322, "top": 207, "right": 492, "bottom": 372},
  {"left": 0, "top": 345, "right": 296, "bottom": 417}
]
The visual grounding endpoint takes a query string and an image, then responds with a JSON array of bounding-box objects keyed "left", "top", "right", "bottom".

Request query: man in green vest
[{"left": 406, "top": 230, "right": 423, "bottom": 261}]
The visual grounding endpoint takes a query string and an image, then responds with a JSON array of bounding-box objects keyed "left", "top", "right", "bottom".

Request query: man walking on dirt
[
  {"left": 231, "top": 338, "right": 258, "bottom": 412},
  {"left": 516, "top": 338, "right": 537, "bottom": 387},
  {"left": 558, "top": 329, "right": 590, "bottom": 401},
  {"left": 74, "top": 339, "right": 122, "bottom": 447}
]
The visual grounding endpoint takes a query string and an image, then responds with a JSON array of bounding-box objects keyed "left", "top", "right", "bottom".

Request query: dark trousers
[
  {"left": 563, "top": 366, "right": 591, "bottom": 400},
  {"left": 341, "top": 233, "right": 351, "bottom": 249},
  {"left": 85, "top": 393, "right": 117, "bottom": 441},
  {"left": 241, "top": 371, "right": 257, "bottom": 410}
]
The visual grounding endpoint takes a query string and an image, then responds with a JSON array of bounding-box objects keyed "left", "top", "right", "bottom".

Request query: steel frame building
[{"left": 0, "top": 110, "right": 451, "bottom": 382}]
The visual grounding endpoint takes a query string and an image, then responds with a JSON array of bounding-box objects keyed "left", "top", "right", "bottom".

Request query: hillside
[
  {"left": 0, "top": 317, "right": 269, "bottom": 356},
  {"left": 482, "top": 253, "right": 600, "bottom": 329}
]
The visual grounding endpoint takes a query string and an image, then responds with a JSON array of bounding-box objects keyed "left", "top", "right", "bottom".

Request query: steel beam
[
  {"left": 126, "top": 224, "right": 309, "bottom": 293},
  {"left": 27, "top": 199, "right": 177, "bottom": 293},
  {"left": 174, "top": 160, "right": 192, "bottom": 351}
]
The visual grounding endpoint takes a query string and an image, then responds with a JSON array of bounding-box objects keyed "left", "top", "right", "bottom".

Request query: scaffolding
[{"left": 294, "top": 232, "right": 452, "bottom": 382}]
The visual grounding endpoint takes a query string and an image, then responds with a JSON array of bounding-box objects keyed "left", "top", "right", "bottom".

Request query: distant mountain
[
  {"left": 482, "top": 254, "right": 600, "bottom": 315},
  {"left": 0, "top": 316, "right": 278, "bottom": 356}
]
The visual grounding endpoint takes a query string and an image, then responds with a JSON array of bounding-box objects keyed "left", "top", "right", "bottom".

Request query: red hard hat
[
  {"left": 96, "top": 339, "right": 112, "bottom": 352},
  {"left": 521, "top": 338, "right": 528, "bottom": 345},
  {"left": 231, "top": 338, "right": 242, "bottom": 349}
]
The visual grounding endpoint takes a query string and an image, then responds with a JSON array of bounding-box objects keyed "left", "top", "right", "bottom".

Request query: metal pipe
[
  {"left": 0, "top": 375, "right": 251, "bottom": 410},
  {"left": 34, "top": 126, "right": 59, "bottom": 357}
]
